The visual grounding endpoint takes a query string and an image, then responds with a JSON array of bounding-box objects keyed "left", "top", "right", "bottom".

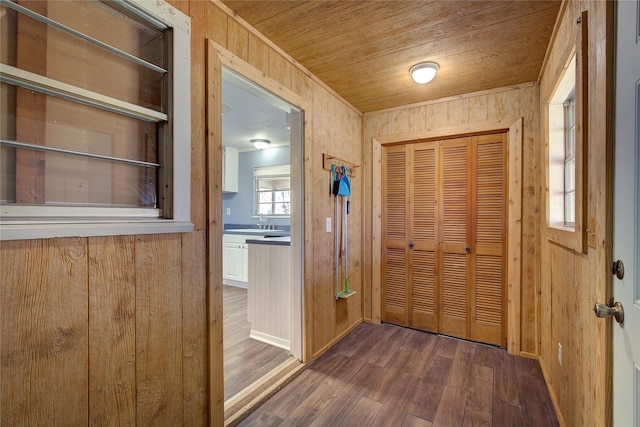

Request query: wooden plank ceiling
[{"left": 220, "top": 0, "right": 561, "bottom": 113}]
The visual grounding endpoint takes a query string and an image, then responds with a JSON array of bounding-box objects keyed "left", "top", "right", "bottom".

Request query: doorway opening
[{"left": 220, "top": 67, "right": 304, "bottom": 419}]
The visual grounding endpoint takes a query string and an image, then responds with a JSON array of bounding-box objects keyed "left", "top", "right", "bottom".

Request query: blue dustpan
[{"left": 338, "top": 166, "right": 351, "bottom": 196}]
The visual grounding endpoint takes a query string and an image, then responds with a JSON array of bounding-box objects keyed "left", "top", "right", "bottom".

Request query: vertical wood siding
[
  {"left": 538, "top": 1, "right": 613, "bottom": 426},
  {"left": 1, "top": 232, "right": 208, "bottom": 425},
  {"left": 363, "top": 83, "right": 540, "bottom": 356},
  {"left": 1, "top": 0, "right": 363, "bottom": 424}
]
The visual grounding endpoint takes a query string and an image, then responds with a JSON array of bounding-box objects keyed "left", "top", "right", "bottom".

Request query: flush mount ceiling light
[
  {"left": 410, "top": 62, "right": 439, "bottom": 84},
  {"left": 251, "top": 138, "right": 271, "bottom": 150}
]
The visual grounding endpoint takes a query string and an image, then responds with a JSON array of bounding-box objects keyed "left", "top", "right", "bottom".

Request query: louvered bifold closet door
[
  {"left": 382, "top": 145, "right": 409, "bottom": 325},
  {"left": 410, "top": 142, "right": 438, "bottom": 331},
  {"left": 438, "top": 137, "right": 471, "bottom": 340},
  {"left": 471, "top": 134, "right": 506, "bottom": 346}
]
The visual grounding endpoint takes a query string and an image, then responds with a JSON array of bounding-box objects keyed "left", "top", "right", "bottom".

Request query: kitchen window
[
  {"left": 0, "top": 0, "right": 191, "bottom": 240},
  {"left": 254, "top": 165, "right": 290, "bottom": 217}
]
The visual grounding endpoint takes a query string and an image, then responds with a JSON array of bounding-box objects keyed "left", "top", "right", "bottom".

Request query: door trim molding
[
  {"left": 206, "top": 40, "right": 307, "bottom": 424},
  {"left": 371, "top": 118, "right": 523, "bottom": 354}
]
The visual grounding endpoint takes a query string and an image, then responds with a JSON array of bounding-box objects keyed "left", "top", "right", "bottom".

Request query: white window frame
[
  {"left": 253, "top": 165, "right": 291, "bottom": 218},
  {"left": 547, "top": 54, "right": 576, "bottom": 231},
  {"left": 544, "top": 10, "right": 587, "bottom": 254},
  {"left": 563, "top": 95, "right": 576, "bottom": 226},
  {"left": 0, "top": 0, "right": 192, "bottom": 240}
]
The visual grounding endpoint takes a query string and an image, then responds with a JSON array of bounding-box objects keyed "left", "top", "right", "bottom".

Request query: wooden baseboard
[
  {"left": 537, "top": 356, "right": 567, "bottom": 427},
  {"left": 224, "top": 358, "right": 306, "bottom": 426},
  {"left": 519, "top": 351, "right": 538, "bottom": 359}
]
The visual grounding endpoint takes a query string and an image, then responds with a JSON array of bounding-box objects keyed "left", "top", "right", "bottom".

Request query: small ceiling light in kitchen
[
  {"left": 251, "top": 138, "right": 271, "bottom": 150},
  {"left": 410, "top": 62, "right": 439, "bottom": 84}
]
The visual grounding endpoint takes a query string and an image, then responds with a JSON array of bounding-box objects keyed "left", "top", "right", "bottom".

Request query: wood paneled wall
[
  {"left": 538, "top": 1, "right": 613, "bottom": 426},
  {"left": 1, "top": 0, "right": 363, "bottom": 425},
  {"left": 0, "top": 233, "right": 208, "bottom": 425},
  {"left": 363, "top": 83, "right": 541, "bottom": 356}
]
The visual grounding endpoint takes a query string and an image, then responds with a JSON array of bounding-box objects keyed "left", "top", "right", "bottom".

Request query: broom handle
[
  {"left": 344, "top": 197, "right": 348, "bottom": 291},
  {"left": 334, "top": 195, "right": 339, "bottom": 299}
]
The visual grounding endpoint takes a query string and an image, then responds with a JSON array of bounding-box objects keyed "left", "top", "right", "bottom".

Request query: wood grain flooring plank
[
  {"left": 447, "top": 340, "right": 476, "bottom": 388},
  {"left": 432, "top": 385, "right": 467, "bottom": 427},
  {"left": 330, "top": 321, "right": 378, "bottom": 358},
  {"left": 224, "top": 285, "right": 290, "bottom": 399},
  {"left": 368, "top": 325, "right": 410, "bottom": 367},
  {"left": 462, "top": 364, "right": 494, "bottom": 426},
  {"left": 251, "top": 367, "right": 329, "bottom": 415},
  {"left": 308, "top": 362, "right": 383, "bottom": 427},
  {"left": 336, "top": 322, "right": 399, "bottom": 370},
  {"left": 494, "top": 352, "right": 519, "bottom": 405},
  {"left": 409, "top": 355, "right": 453, "bottom": 421},
  {"left": 371, "top": 373, "right": 420, "bottom": 426},
  {"left": 515, "top": 357, "right": 557, "bottom": 426},
  {"left": 402, "top": 413, "right": 434, "bottom": 427},
  {"left": 239, "top": 324, "right": 556, "bottom": 427},
  {"left": 238, "top": 409, "right": 285, "bottom": 426},
  {"left": 493, "top": 399, "right": 524, "bottom": 427},
  {"left": 436, "top": 335, "right": 459, "bottom": 358},
  {"left": 406, "top": 333, "right": 440, "bottom": 377},
  {"left": 282, "top": 382, "right": 340, "bottom": 425},
  {"left": 386, "top": 331, "right": 438, "bottom": 378},
  {"left": 473, "top": 343, "right": 498, "bottom": 369},
  {"left": 365, "top": 355, "right": 407, "bottom": 402},
  {"left": 341, "top": 396, "right": 383, "bottom": 426}
]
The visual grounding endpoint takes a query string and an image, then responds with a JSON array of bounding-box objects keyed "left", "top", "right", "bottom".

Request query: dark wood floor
[
  {"left": 224, "top": 285, "right": 291, "bottom": 399},
  {"left": 238, "top": 322, "right": 558, "bottom": 426}
]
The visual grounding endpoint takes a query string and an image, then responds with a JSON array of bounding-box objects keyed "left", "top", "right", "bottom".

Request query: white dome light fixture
[
  {"left": 410, "top": 62, "right": 439, "bottom": 84},
  {"left": 251, "top": 138, "right": 271, "bottom": 150}
]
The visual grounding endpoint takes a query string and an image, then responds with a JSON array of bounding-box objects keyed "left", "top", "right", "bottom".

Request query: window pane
[
  {"left": 4, "top": 146, "right": 156, "bottom": 207},
  {"left": 565, "top": 158, "right": 575, "bottom": 192},
  {"left": 258, "top": 191, "right": 273, "bottom": 203},
  {"left": 274, "top": 203, "right": 290, "bottom": 215},
  {"left": 258, "top": 203, "right": 273, "bottom": 215},
  {"left": 1, "top": 83, "right": 159, "bottom": 162},
  {"left": 2, "top": 1, "right": 165, "bottom": 112},
  {"left": 1, "top": 82, "right": 159, "bottom": 207},
  {"left": 565, "top": 191, "right": 575, "bottom": 224},
  {"left": 275, "top": 191, "right": 290, "bottom": 203}
]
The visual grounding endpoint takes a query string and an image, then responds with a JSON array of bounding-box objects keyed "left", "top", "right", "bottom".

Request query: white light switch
[
  {"left": 226, "top": 208, "right": 231, "bottom": 216},
  {"left": 326, "top": 217, "right": 332, "bottom": 232}
]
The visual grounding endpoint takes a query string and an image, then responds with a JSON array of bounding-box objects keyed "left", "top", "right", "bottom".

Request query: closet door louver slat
[
  {"left": 411, "top": 143, "right": 437, "bottom": 331},
  {"left": 382, "top": 147, "right": 408, "bottom": 325}
]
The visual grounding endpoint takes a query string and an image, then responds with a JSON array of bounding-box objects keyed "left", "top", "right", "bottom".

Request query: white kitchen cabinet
[
  {"left": 223, "top": 233, "right": 250, "bottom": 287},
  {"left": 223, "top": 242, "right": 244, "bottom": 282},
  {"left": 222, "top": 146, "right": 238, "bottom": 193}
]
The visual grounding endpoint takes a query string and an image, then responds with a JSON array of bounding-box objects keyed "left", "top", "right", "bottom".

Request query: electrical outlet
[{"left": 558, "top": 343, "right": 562, "bottom": 366}]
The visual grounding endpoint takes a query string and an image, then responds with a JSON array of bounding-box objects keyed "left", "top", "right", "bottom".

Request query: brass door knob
[{"left": 593, "top": 302, "right": 624, "bottom": 324}]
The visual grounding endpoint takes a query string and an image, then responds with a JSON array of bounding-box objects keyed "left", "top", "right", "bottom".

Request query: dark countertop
[
  {"left": 246, "top": 236, "right": 291, "bottom": 246},
  {"left": 223, "top": 228, "right": 290, "bottom": 237}
]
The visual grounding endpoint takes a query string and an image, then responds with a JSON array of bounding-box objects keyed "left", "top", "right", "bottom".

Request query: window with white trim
[
  {"left": 0, "top": 0, "right": 191, "bottom": 240},
  {"left": 254, "top": 165, "right": 291, "bottom": 217},
  {"left": 563, "top": 93, "right": 576, "bottom": 226},
  {"left": 548, "top": 54, "right": 576, "bottom": 230}
]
